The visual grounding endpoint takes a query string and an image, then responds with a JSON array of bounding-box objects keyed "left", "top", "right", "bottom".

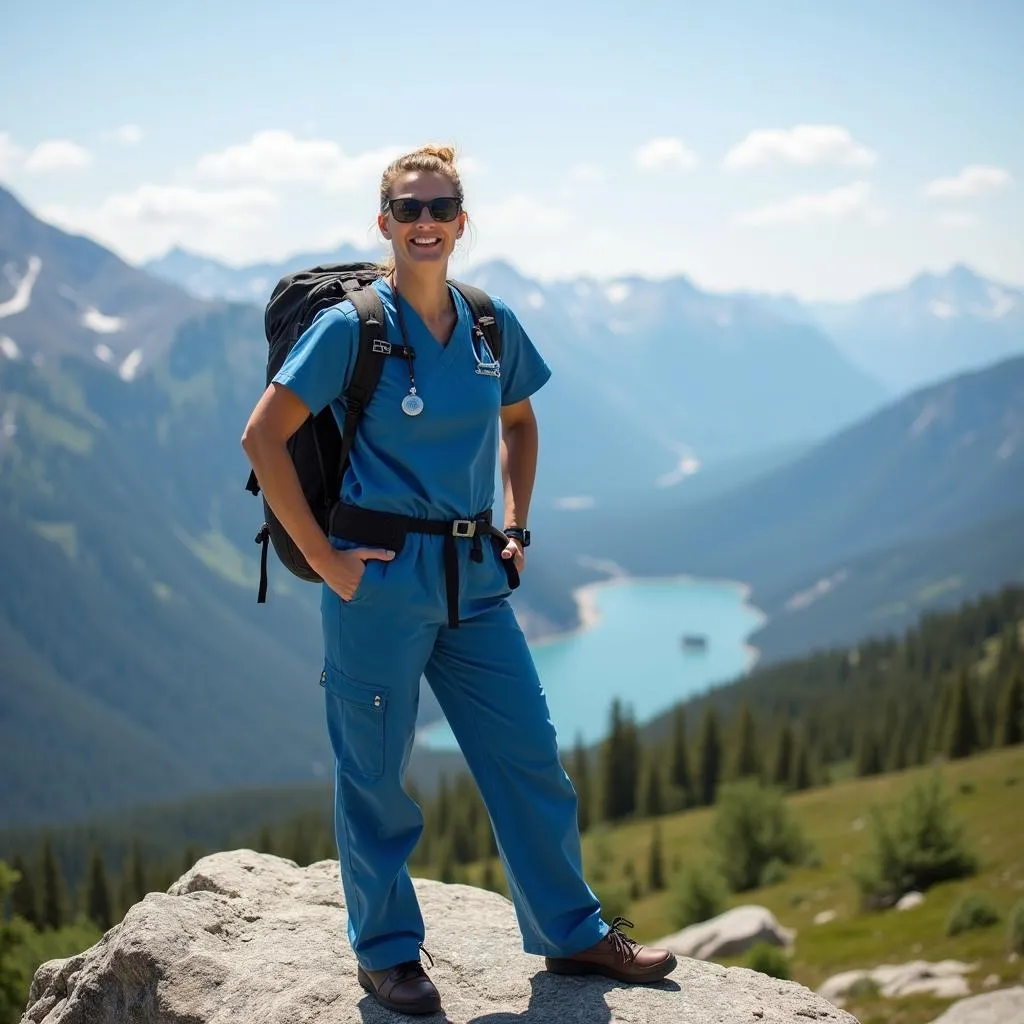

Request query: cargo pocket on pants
[{"left": 320, "top": 665, "right": 388, "bottom": 780}]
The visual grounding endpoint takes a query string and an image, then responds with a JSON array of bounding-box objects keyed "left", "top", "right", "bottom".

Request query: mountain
[
  {"left": 806, "top": 264, "right": 1024, "bottom": 394},
  {"left": 0, "top": 186, "right": 206, "bottom": 371},
  {"left": 143, "top": 242, "right": 384, "bottom": 303},
  {"left": 144, "top": 245, "right": 889, "bottom": 501},
  {"left": 583, "top": 353, "right": 1024, "bottom": 630},
  {"left": 750, "top": 504, "right": 1024, "bottom": 661}
]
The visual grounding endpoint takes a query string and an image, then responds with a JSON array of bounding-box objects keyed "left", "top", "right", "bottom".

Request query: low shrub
[
  {"left": 710, "top": 779, "right": 815, "bottom": 893},
  {"left": 945, "top": 892, "right": 999, "bottom": 936},
  {"left": 743, "top": 942, "right": 790, "bottom": 980},
  {"left": 1006, "top": 899, "right": 1024, "bottom": 954},
  {"left": 667, "top": 860, "right": 729, "bottom": 930},
  {"left": 852, "top": 772, "right": 978, "bottom": 908}
]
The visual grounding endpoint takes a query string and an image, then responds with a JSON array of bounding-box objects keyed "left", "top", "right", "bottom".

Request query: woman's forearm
[{"left": 501, "top": 417, "right": 539, "bottom": 531}]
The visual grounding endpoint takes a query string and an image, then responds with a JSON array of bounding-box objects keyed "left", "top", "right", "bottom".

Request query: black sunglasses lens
[
  {"left": 388, "top": 197, "right": 461, "bottom": 223},
  {"left": 428, "top": 198, "right": 460, "bottom": 222},
  {"left": 390, "top": 199, "right": 422, "bottom": 222}
]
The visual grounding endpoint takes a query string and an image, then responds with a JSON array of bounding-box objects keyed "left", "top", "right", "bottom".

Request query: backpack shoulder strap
[
  {"left": 449, "top": 280, "right": 502, "bottom": 361},
  {"left": 338, "top": 285, "right": 389, "bottom": 480}
]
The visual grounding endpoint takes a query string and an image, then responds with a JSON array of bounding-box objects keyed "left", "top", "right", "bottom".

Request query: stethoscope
[{"left": 389, "top": 277, "right": 500, "bottom": 416}]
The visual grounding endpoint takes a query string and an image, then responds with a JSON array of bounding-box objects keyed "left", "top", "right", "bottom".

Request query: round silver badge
[{"left": 401, "top": 392, "right": 424, "bottom": 416}]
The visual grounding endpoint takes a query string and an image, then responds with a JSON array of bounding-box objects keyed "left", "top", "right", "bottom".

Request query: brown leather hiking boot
[
  {"left": 356, "top": 951, "right": 442, "bottom": 1016},
  {"left": 544, "top": 917, "right": 677, "bottom": 984}
]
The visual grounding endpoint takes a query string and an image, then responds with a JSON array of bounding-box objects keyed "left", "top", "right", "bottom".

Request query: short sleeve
[
  {"left": 271, "top": 304, "right": 360, "bottom": 417},
  {"left": 492, "top": 296, "right": 552, "bottom": 406}
]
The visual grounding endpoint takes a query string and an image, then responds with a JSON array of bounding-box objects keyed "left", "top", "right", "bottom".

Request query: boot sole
[
  {"left": 357, "top": 965, "right": 442, "bottom": 1015},
  {"left": 544, "top": 953, "right": 678, "bottom": 984}
]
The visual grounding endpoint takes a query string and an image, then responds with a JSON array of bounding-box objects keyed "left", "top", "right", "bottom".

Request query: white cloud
[
  {"left": 23, "top": 140, "right": 92, "bottom": 173},
  {"left": 935, "top": 212, "right": 979, "bottom": 229},
  {"left": 39, "top": 184, "right": 281, "bottom": 263},
  {"left": 0, "top": 135, "right": 92, "bottom": 174},
  {"left": 0, "top": 133, "right": 24, "bottom": 174},
  {"left": 923, "top": 164, "right": 1012, "bottom": 199},
  {"left": 113, "top": 124, "right": 143, "bottom": 144},
  {"left": 195, "top": 130, "right": 404, "bottom": 191},
  {"left": 568, "top": 163, "right": 606, "bottom": 183},
  {"left": 723, "top": 124, "right": 877, "bottom": 170},
  {"left": 98, "top": 183, "right": 279, "bottom": 225},
  {"left": 474, "top": 194, "right": 569, "bottom": 234},
  {"left": 635, "top": 137, "right": 698, "bottom": 172},
  {"left": 733, "top": 181, "right": 882, "bottom": 227}
]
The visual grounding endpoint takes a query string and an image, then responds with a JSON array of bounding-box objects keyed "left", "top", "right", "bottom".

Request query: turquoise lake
[{"left": 416, "top": 575, "right": 767, "bottom": 752}]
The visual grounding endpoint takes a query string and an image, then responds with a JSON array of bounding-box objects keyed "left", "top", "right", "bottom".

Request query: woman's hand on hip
[
  {"left": 315, "top": 546, "right": 395, "bottom": 601},
  {"left": 500, "top": 537, "right": 525, "bottom": 573}
]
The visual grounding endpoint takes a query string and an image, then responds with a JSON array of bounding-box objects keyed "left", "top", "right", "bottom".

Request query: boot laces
[
  {"left": 392, "top": 944, "right": 434, "bottom": 982},
  {"left": 606, "top": 916, "right": 639, "bottom": 963}
]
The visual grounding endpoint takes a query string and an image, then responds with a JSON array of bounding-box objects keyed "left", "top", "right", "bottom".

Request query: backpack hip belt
[{"left": 328, "top": 502, "right": 520, "bottom": 628}]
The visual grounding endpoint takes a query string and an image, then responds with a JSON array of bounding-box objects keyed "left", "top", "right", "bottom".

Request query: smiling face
[{"left": 377, "top": 170, "right": 466, "bottom": 274}]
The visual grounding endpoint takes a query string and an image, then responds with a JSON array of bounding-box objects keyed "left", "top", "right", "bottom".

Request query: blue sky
[{"left": 2, "top": 0, "right": 1021, "bottom": 300}]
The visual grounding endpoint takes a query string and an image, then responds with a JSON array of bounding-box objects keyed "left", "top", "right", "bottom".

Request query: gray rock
[
  {"left": 819, "top": 960, "right": 975, "bottom": 1005},
  {"left": 926, "top": 987, "right": 1024, "bottom": 1024},
  {"left": 895, "top": 892, "right": 924, "bottom": 911},
  {"left": 21, "top": 849, "right": 859, "bottom": 1023},
  {"left": 655, "top": 905, "right": 797, "bottom": 961}
]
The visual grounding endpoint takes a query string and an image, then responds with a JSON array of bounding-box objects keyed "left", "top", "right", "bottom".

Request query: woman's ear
[{"left": 377, "top": 211, "right": 392, "bottom": 240}]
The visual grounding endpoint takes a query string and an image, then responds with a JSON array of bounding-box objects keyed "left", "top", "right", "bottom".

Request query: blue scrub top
[{"left": 272, "top": 277, "right": 551, "bottom": 520}]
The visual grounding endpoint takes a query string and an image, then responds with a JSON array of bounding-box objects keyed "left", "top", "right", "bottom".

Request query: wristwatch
[{"left": 505, "top": 526, "right": 531, "bottom": 547}]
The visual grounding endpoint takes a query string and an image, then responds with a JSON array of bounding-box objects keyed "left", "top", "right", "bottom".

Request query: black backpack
[{"left": 245, "top": 261, "right": 502, "bottom": 603}]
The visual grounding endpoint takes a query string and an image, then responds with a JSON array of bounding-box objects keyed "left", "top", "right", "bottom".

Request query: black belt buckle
[{"left": 451, "top": 519, "right": 476, "bottom": 538}]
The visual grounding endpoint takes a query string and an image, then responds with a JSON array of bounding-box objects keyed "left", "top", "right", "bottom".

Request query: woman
[{"left": 240, "top": 144, "right": 676, "bottom": 1016}]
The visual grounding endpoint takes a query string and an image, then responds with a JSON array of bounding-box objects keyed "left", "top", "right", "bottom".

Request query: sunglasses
[{"left": 383, "top": 196, "right": 462, "bottom": 223}]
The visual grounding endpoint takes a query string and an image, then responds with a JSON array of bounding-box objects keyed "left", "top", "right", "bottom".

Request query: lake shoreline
[{"left": 531, "top": 569, "right": 769, "bottom": 671}]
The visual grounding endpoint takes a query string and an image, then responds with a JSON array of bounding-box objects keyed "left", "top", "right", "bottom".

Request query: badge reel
[{"left": 474, "top": 331, "right": 501, "bottom": 378}]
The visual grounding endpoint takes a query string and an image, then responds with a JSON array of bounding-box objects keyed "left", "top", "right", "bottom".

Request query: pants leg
[
  {"left": 320, "top": 560, "right": 440, "bottom": 971},
  {"left": 424, "top": 599, "right": 608, "bottom": 957}
]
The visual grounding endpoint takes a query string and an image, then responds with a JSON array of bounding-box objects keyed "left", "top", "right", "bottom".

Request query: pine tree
[
  {"left": 39, "top": 837, "right": 66, "bottom": 931},
  {"left": 120, "top": 839, "right": 149, "bottom": 913},
  {"left": 945, "top": 668, "right": 981, "bottom": 759},
  {"left": 601, "top": 699, "right": 639, "bottom": 822},
  {"left": 479, "top": 859, "right": 500, "bottom": 894},
  {"left": 732, "top": 702, "right": 760, "bottom": 779},
  {"left": 85, "top": 847, "right": 113, "bottom": 932},
  {"left": 570, "top": 734, "right": 592, "bottom": 833},
  {"left": 640, "top": 756, "right": 664, "bottom": 818},
  {"left": 790, "top": 737, "right": 812, "bottom": 791},
  {"left": 996, "top": 672, "right": 1024, "bottom": 747},
  {"left": 646, "top": 823, "right": 666, "bottom": 892},
  {"left": 696, "top": 706, "right": 722, "bottom": 806},
  {"left": 669, "top": 706, "right": 694, "bottom": 808},
  {"left": 770, "top": 722, "right": 794, "bottom": 788},
  {"left": 854, "top": 725, "right": 884, "bottom": 776},
  {"left": 257, "top": 825, "right": 274, "bottom": 855},
  {"left": 10, "top": 854, "right": 39, "bottom": 926}
]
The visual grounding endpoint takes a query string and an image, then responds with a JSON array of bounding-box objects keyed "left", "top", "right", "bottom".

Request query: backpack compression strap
[
  {"left": 340, "top": 286, "right": 392, "bottom": 483},
  {"left": 449, "top": 281, "right": 502, "bottom": 361}
]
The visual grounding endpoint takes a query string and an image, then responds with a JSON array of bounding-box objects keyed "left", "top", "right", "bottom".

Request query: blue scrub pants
[{"left": 320, "top": 531, "right": 608, "bottom": 971}]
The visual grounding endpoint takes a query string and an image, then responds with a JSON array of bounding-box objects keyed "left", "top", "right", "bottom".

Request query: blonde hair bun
[{"left": 413, "top": 144, "right": 457, "bottom": 166}]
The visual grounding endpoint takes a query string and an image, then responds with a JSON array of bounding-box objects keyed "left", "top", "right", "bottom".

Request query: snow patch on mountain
[
  {"left": 119, "top": 348, "right": 144, "bottom": 381},
  {"left": 82, "top": 307, "right": 126, "bottom": 333},
  {"left": 0, "top": 336, "right": 20, "bottom": 359},
  {"left": 656, "top": 453, "right": 702, "bottom": 488},
  {"left": 0, "top": 256, "right": 42, "bottom": 319}
]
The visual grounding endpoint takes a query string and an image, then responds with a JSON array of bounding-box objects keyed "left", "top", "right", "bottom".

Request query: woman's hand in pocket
[{"left": 314, "top": 546, "right": 394, "bottom": 601}]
